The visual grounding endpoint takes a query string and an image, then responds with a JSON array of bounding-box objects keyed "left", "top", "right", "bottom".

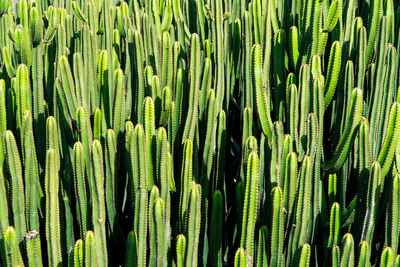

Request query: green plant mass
[{"left": 1, "top": 0, "right": 400, "bottom": 266}]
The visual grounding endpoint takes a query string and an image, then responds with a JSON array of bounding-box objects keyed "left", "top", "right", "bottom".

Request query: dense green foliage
[{"left": 0, "top": 0, "right": 400, "bottom": 266}]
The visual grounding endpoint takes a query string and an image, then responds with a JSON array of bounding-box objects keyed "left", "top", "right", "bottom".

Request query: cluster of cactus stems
[{"left": 1, "top": 0, "right": 400, "bottom": 266}]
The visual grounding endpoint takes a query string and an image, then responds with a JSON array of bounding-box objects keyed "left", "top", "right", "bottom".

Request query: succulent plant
[{"left": 1, "top": 0, "right": 400, "bottom": 266}]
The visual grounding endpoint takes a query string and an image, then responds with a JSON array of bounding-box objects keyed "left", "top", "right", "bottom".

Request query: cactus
[
  {"left": 387, "top": 174, "right": 400, "bottom": 254},
  {"left": 323, "top": 0, "right": 342, "bottom": 33},
  {"left": 134, "top": 187, "right": 148, "bottom": 266},
  {"left": 105, "top": 129, "right": 121, "bottom": 239},
  {"left": 90, "top": 140, "right": 108, "bottom": 267},
  {"left": 357, "top": 241, "right": 370, "bottom": 267},
  {"left": 378, "top": 102, "right": 400, "bottom": 177},
  {"left": 181, "top": 33, "right": 201, "bottom": 143},
  {"left": 153, "top": 197, "right": 168, "bottom": 266},
  {"left": 131, "top": 124, "right": 147, "bottom": 194},
  {"left": 324, "top": 41, "right": 342, "bottom": 109},
  {"left": 361, "top": 162, "right": 381, "bottom": 245},
  {"left": 289, "top": 156, "right": 312, "bottom": 261},
  {"left": 0, "top": 0, "right": 399, "bottom": 266},
  {"left": 255, "top": 226, "right": 269, "bottom": 267},
  {"left": 0, "top": 167, "right": 9, "bottom": 239},
  {"left": 44, "top": 148, "right": 62, "bottom": 267},
  {"left": 112, "top": 69, "right": 126, "bottom": 141},
  {"left": 143, "top": 97, "right": 156, "bottom": 189},
  {"left": 176, "top": 234, "right": 186, "bottom": 267},
  {"left": 4, "top": 226, "right": 24, "bottom": 266},
  {"left": 332, "top": 245, "right": 340, "bottom": 267},
  {"left": 299, "top": 243, "right": 311, "bottom": 267},
  {"left": 179, "top": 139, "right": 193, "bottom": 228},
  {"left": 328, "top": 202, "right": 341, "bottom": 250},
  {"left": 253, "top": 44, "right": 273, "bottom": 142},
  {"left": 234, "top": 248, "right": 247, "bottom": 267},
  {"left": 380, "top": 247, "right": 395, "bottom": 267},
  {"left": 22, "top": 110, "right": 42, "bottom": 232},
  {"left": 240, "top": 151, "right": 259, "bottom": 265},
  {"left": 72, "top": 142, "right": 88, "bottom": 237},
  {"left": 149, "top": 185, "right": 160, "bottom": 266},
  {"left": 270, "top": 186, "right": 284, "bottom": 267},
  {"left": 5, "top": 130, "right": 26, "bottom": 242},
  {"left": 184, "top": 182, "right": 202, "bottom": 267},
  {"left": 340, "top": 233, "right": 355, "bottom": 267},
  {"left": 125, "top": 231, "right": 138, "bottom": 267},
  {"left": 323, "top": 88, "right": 363, "bottom": 171},
  {"left": 84, "top": 231, "right": 97, "bottom": 267},
  {"left": 209, "top": 190, "right": 223, "bottom": 267},
  {"left": 72, "top": 239, "right": 83, "bottom": 267},
  {"left": 25, "top": 231, "right": 43, "bottom": 267}
]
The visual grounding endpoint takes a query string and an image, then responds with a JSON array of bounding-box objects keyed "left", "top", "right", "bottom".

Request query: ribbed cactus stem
[
  {"left": 84, "top": 231, "right": 97, "bottom": 267},
  {"left": 234, "top": 248, "right": 247, "bottom": 267},
  {"left": 72, "top": 239, "right": 83, "bottom": 267},
  {"left": 25, "top": 230, "right": 43, "bottom": 267},
  {"left": 5, "top": 130, "right": 26, "bottom": 242},
  {"left": 176, "top": 234, "right": 186, "bottom": 267},
  {"left": 240, "top": 151, "right": 259, "bottom": 265},
  {"left": 45, "top": 148, "right": 61, "bottom": 267},
  {"left": 72, "top": 141, "right": 88, "bottom": 236},
  {"left": 185, "top": 182, "right": 202, "bottom": 267},
  {"left": 90, "top": 140, "right": 108, "bottom": 267},
  {"left": 4, "top": 226, "right": 24, "bottom": 266}
]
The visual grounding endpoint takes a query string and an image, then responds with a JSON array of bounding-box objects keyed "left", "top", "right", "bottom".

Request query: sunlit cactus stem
[
  {"left": 45, "top": 148, "right": 62, "bottom": 267},
  {"left": 5, "top": 130, "right": 26, "bottom": 242},
  {"left": 240, "top": 151, "right": 259, "bottom": 265},
  {"left": 25, "top": 230, "right": 44, "bottom": 267},
  {"left": 361, "top": 162, "right": 381, "bottom": 245},
  {"left": 90, "top": 140, "right": 108, "bottom": 267},
  {"left": 234, "top": 248, "right": 247, "bottom": 267},
  {"left": 4, "top": 226, "right": 24, "bottom": 266},
  {"left": 84, "top": 231, "right": 97, "bottom": 267},
  {"left": 72, "top": 239, "right": 83, "bottom": 267},
  {"left": 185, "top": 182, "right": 202, "bottom": 267},
  {"left": 176, "top": 234, "right": 186, "bottom": 267},
  {"left": 72, "top": 141, "right": 88, "bottom": 237},
  {"left": 0, "top": 1, "right": 400, "bottom": 266}
]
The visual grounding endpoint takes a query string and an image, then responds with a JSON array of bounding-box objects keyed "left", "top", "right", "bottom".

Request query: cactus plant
[{"left": 1, "top": 0, "right": 400, "bottom": 266}]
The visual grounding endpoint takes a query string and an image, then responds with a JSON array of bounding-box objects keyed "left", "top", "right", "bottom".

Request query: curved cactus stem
[
  {"left": 324, "top": 41, "right": 342, "bottom": 109},
  {"left": 378, "top": 102, "right": 400, "bottom": 177},
  {"left": 323, "top": 88, "right": 363, "bottom": 172}
]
